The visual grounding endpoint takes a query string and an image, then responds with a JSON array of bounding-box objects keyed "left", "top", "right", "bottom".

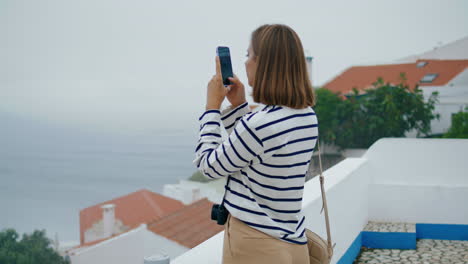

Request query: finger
[
  {"left": 228, "top": 76, "right": 240, "bottom": 86},
  {"left": 215, "top": 56, "right": 221, "bottom": 77},
  {"left": 227, "top": 78, "right": 236, "bottom": 87}
]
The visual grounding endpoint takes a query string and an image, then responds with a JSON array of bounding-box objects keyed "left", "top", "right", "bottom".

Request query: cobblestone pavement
[
  {"left": 363, "top": 221, "right": 415, "bottom": 233},
  {"left": 353, "top": 239, "right": 468, "bottom": 264}
]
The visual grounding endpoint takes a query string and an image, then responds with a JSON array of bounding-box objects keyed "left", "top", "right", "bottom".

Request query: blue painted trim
[
  {"left": 337, "top": 233, "right": 362, "bottom": 264},
  {"left": 362, "top": 231, "right": 416, "bottom": 249},
  {"left": 337, "top": 223, "right": 468, "bottom": 264},
  {"left": 416, "top": 223, "right": 468, "bottom": 241}
]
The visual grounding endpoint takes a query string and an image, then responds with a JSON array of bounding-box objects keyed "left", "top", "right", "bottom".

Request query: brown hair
[{"left": 251, "top": 24, "right": 315, "bottom": 108}]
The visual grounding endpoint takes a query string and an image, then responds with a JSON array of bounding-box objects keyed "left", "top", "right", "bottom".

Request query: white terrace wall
[
  {"left": 171, "top": 138, "right": 468, "bottom": 264},
  {"left": 173, "top": 158, "right": 371, "bottom": 264},
  {"left": 365, "top": 138, "right": 468, "bottom": 224}
]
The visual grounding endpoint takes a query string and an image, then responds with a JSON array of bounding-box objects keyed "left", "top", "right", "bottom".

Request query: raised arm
[{"left": 193, "top": 109, "right": 264, "bottom": 180}]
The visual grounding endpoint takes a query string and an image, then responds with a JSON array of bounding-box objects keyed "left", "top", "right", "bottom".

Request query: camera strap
[{"left": 220, "top": 175, "right": 231, "bottom": 207}]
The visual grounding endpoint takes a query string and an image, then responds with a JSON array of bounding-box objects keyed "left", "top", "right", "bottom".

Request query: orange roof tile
[
  {"left": 147, "top": 198, "right": 224, "bottom": 248},
  {"left": 323, "top": 59, "right": 468, "bottom": 94},
  {"left": 79, "top": 189, "right": 184, "bottom": 245}
]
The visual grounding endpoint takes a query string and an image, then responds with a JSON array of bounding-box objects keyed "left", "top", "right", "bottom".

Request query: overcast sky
[{"left": 1, "top": 0, "right": 467, "bottom": 135}]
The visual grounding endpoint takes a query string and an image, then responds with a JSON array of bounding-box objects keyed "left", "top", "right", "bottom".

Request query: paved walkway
[{"left": 353, "top": 239, "right": 468, "bottom": 264}]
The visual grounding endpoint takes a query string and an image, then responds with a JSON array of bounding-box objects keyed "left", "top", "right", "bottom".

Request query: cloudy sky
[{"left": 1, "top": 0, "right": 467, "bottom": 135}]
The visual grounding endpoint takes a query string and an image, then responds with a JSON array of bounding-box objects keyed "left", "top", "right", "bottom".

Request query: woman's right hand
[{"left": 227, "top": 74, "right": 247, "bottom": 108}]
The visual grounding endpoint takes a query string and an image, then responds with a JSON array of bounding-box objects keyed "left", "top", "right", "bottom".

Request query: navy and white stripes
[{"left": 193, "top": 102, "right": 318, "bottom": 245}]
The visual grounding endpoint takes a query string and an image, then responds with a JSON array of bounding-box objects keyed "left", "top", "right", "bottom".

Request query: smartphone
[{"left": 216, "top": 46, "right": 234, "bottom": 86}]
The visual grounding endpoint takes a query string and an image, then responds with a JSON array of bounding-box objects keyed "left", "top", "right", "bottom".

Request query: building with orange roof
[
  {"left": 68, "top": 189, "right": 224, "bottom": 264},
  {"left": 79, "top": 188, "right": 185, "bottom": 245},
  {"left": 323, "top": 58, "right": 468, "bottom": 136},
  {"left": 321, "top": 36, "right": 468, "bottom": 136},
  {"left": 323, "top": 59, "right": 468, "bottom": 95},
  {"left": 148, "top": 198, "right": 224, "bottom": 249},
  {"left": 67, "top": 223, "right": 187, "bottom": 264}
]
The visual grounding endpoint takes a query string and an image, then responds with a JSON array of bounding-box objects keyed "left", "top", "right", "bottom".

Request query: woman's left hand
[{"left": 206, "top": 56, "right": 229, "bottom": 110}]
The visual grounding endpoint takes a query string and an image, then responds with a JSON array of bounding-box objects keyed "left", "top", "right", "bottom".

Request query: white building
[
  {"left": 163, "top": 179, "right": 225, "bottom": 205},
  {"left": 67, "top": 224, "right": 187, "bottom": 263},
  {"left": 396, "top": 36, "right": 468, "bottom": 62},
  {"left": 420, "top": 68, "right": 468, "bottom": 135},
  {"left": 67, "top": 190, "right": 224, "bottom": 263},
  {"left": 397, "top": 35, "right": 468, "bottom": 135},
  {"left": 324, "top": 60, "right": 468, "bottom": 136},
  {"left": 323, "top": 36, "right": 468, "bottom": 136}
]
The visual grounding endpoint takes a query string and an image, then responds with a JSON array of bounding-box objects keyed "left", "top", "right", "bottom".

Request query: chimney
[
  {"left": 101, "top": 204, "right": 115, "bottom": 238},
  {"left": 305, "top": 49, "right": 313, "bottom": 87},
  {"left": 144, "top": 254, "right": 170, "bottom": 264}
]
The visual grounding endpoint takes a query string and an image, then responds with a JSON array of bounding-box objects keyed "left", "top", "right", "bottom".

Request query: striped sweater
[{"left": 193, "top": 102, "right": 318, "bottom": 244}]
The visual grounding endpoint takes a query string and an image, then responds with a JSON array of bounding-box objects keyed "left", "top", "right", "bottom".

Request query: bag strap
[{"left": 316, "top": 140, "right": 336, "bottom": 255}]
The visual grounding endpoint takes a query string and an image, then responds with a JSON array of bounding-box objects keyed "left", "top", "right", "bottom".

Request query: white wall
[
  {"left": 143, "top": 229, "right": 188, "bottom": 260},
  {"left": 396, "top": 36, "right": 468, "bottom": 62},
  {"left": 70, "top": 225, "right": 146, "bottom": 264},
  {"left": 170, "top": 232, "right": 225, "bottom": 264},
  {"left": 430, "top": 103, "right": 467, "bottom": 135},
  {"left": 365, "top": 138, "right": 468, "bottom": 224},
  {"left": 170, "top": 138, "right": 468, "bottom": 264},
  {"left": 420, "top": 73, "right": 468, "bottom": 135},
  {"left": 365, "top": 138, "right": 467, "bottom": 185},
  {"left": 164, "top": 180, "right": 225, "bottom": 204},
  {"left": 163, "top": 184, "right": 202, "bottom": 205},
  {"left": 172, "top": 158, "right": 370, "bottom": 264},
  {"left": 301, "top": 158, "right": 370, "bottom": 264},
  {"left": 69, "top": 225, "right": 188, "bottom": 264},
  {"left": 448, "top": 68, "right": 468, "bottom": 86}
]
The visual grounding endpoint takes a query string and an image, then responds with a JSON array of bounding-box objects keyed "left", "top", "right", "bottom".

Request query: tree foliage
[
  {"left": 312, "top": 88, "right": 344, "bottom": 144},
  {"left": 0, "top": 228, "right": 69, "bottom": 264},
  {"left": 189, "top": 170, "right": 211, "bottom": 182},
  {"left": 314, "top": 77, "right": 439, "bottom": 149},
  {"left": 443, "top": 107, "right": 468, "bottom": 138}
]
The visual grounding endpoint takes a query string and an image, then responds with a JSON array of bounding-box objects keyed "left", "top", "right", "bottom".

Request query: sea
[{"left": 0, "top": 110, "right": 198, "bottom": 245}]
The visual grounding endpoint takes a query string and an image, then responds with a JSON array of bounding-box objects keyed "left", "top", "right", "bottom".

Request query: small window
[
  {"left": 420, "top": 73, "right": 438, "bottom": 83},
  {"left": 416, "top": 61, "right": 428, "bottom": 68}
]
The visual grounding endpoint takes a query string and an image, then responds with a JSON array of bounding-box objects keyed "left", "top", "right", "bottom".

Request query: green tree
[
  {"left": 313, "top": 88, "right": 343, "bottom": 145},
  {"left": 0, "top": 228, "right": 69, "bottom": 264},
  {"left": 443, "top": 107, "right": 468, "bottom": 138},
  {"left": 189, "top": 170, "right": 211, "bottom": 183},
  {"left": 314, "top": 76, "right": 439, "bottom": 149}
]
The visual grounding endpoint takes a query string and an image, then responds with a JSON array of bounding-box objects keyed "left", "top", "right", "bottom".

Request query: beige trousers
[{"left": 222, "top": 214, "right": 310, "bottom": 264}]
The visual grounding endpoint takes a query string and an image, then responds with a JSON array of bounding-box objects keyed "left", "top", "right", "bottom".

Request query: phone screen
[{"left": 217, "top": 46, "right": 234, "bottom": 86}]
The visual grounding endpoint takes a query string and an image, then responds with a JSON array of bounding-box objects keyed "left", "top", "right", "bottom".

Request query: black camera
[{"left": 211, "top": 203, "right": 229, "bottom": 225}]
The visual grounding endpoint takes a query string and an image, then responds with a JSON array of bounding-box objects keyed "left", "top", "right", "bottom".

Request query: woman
[{"left": 193, "top": 24, "right": 318, "bottom": 264}]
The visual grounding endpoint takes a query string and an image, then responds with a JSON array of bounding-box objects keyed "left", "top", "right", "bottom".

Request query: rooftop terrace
[{"left": 167, "top": 138, "right": 468, "bottom": 264}]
